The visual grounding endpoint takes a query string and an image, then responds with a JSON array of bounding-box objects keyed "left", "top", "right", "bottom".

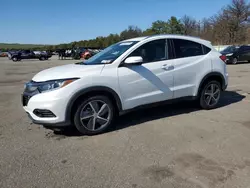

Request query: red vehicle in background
[
  {"left": 0, "top": 52, "right": 8, "bottom": 57},
  {"left": 81, "top": 50, "right": 92, "bottom": 59}
]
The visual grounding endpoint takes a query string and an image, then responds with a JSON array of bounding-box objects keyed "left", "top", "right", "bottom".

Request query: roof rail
[{"left": 145, "top": 34, "right": 201, "bottom": 39}]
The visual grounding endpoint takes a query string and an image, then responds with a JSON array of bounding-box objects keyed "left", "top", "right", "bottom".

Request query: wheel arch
[
  {"left": 197, "top": 72, "right": 226, "bottom": 96},
  {"left": 65, "top": 86, "right": 122, "bottom": 124}
]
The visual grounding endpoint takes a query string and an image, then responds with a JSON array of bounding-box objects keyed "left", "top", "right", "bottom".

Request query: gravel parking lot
[{"left": 0, "top": 56, "right": 250, "bottom": 188}]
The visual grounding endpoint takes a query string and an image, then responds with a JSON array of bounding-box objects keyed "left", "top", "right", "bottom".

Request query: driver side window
[{"left": 128, "top": 39, "right": 167, "bottom": 63}]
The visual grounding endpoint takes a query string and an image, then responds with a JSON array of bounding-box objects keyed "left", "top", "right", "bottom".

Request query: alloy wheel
[
  {"left": 204, "top": 83, "right": 220, "bottom": 106},
  {"left": 80, "top": 100, "right": 111, "bottom": 131},
  {"left": 232, "top": 58, "right": 237, "bottom": 64}
]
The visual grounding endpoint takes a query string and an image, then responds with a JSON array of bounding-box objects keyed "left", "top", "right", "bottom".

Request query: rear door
[{"left": 170, "top": 39, "right": 211, "bottom": 98}]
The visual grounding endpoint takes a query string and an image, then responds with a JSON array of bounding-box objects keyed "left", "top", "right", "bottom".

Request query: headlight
[
  {"left": 24, "top": 78, "right": 78, "bottom": 93},
  {"left": 226, "top": 53, "right": 233, "bottom": 56},
  {"left": 38, "top": 78, "right": 78, "bottom": 93}
]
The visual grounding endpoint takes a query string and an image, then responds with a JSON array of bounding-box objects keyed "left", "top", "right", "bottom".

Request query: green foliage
[
  {"left": 120, "top": 26, "right": 143, "bottom": 40},
  {"left": 150, "top": 20, "right": 169, "bottom": 34},
  {"left": 167, "top": 16, "right": 184, "bottom": 34}
]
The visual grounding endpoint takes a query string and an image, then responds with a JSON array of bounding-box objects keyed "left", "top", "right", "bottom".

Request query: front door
[
  {"left": 118, "top": 39, "right": 174, "bottom": 110},
  {"left": 21, "top": 50, "right": 31, "bottom": 59}
]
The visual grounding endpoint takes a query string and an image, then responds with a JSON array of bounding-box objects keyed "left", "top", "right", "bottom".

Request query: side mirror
[{"left": 124, "top": 56, "right": 143, "bottom": 65}]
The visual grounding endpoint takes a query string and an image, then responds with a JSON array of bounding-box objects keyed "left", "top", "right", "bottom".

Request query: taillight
[{"left": 220, "top": 55, "right": 227, "bottom": 63}]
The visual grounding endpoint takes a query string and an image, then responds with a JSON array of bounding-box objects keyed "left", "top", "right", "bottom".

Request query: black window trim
[
  {"left": 169, "top": 39, "right": 176, "bottom": 59},
  {"left": 202, "top": 45, "right": 205, "bottom": 55}
]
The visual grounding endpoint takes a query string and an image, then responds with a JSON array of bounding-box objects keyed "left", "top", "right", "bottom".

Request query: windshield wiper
[{"left": 75, "top": 62, "right": 86, "bottom": 65}]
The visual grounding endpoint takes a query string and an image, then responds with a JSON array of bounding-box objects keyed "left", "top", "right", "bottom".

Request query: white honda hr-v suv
[{"left": 22, "top": 35, "right": 228, "bottom": 135}]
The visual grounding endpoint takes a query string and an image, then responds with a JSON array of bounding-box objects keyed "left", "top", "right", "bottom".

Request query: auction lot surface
[{"left": 0, "top": 56, "right": 250, "bottom": 188}]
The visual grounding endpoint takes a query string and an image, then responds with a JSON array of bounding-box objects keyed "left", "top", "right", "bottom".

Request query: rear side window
[
  {"left": 172, "top": 39, "right": 203, "bottom": 58},
  {"left": 240, "top": 46, "right": 250, "bottom": 51}
]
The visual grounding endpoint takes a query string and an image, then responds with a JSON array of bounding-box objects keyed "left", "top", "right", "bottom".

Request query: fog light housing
[{"left": 33, "top": 109, "right": 56, "bottom": 118}]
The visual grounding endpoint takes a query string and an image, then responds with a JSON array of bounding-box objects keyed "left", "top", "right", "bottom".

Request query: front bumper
[
  {"left": 26, "top": 112, "right": 70, "bottom": 127},
  {"left": 22, "top": 90, "right": 71, "bottom": 127}
]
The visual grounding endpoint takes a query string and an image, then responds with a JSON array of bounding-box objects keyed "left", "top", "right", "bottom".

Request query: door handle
[{"left": 162, "top": 64, "right": 174, "bottom": 70}]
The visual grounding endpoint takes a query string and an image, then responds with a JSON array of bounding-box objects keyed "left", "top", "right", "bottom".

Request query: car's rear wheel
[
  {"left": 199, "top": 81, "right": 221, "bottom": 110},
  {"left": 232, "top": 57, "right": 238, "bottom": 64},
  {"left": 73, "top": 95, "right": 115, "bottom": 135}
]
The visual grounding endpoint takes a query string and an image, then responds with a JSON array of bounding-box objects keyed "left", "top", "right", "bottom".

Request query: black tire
[
  {"left": 73, "top": 95, "right": 115, "bottom": 135},
  {"left": 39, "top": 56, "right": 45, "bottom": 61},
  {"left": 232, "top": 57, "right": 238, "bottom": 64},
  {"left": 199, "top": 80, "right": 221, "bottom": 110},
  {"left": 12, "top": 57, "right": 18, "bottom": 62}
]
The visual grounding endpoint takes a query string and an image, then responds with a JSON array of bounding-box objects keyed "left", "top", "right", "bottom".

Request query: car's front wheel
[
  {"left": 12, "top": 57, "right": 18, "bottom": 62},
  {"left": 73, "top": 95, "right": 115, "bottom": 135},
  {"left": 199, "top": 81, "right": 221, "bottom": 110}
]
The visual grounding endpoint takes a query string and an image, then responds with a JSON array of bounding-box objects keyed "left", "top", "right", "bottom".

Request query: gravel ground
[{"left": 0, "top": 56, "right": 250, "bottom": 188}]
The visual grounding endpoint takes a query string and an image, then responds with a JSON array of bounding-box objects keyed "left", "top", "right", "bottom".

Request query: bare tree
[
  {"left": 181, "top": 15, "right": 197, "bottom": 35},
  {"left": 199, "top": 18, "right": 214, "bottom": 42},
  {"left": 210, "top": 0, "right": 250, "bottom": 44}
]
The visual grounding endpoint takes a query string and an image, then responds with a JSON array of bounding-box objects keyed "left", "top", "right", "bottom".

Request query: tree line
[{"left": 2, "top": 0, "right": 250, "bottom": 52}]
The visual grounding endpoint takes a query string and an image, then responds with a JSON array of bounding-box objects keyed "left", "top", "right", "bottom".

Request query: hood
[{"left": 32, "top": 63, "right": 104, "bottom": 82}]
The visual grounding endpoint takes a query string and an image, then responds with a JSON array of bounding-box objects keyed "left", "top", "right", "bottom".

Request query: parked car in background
[
  {"left": 220, "top": 45, "right": 250, "bottom": 64},
  {"left": 52, "top": 51, "right": 57, "bottom": 55},
  {"left": 81, "top": 49, "right": 92, "bottom": 59},
  {"left": 22, "top": 35, "right": 228, "bottom": 135},
  {"left": 0, "top": 51, "right": 8, "bottom": 57},
  {"left": 9, "top": 50, "right": 51, "bottom": 62}
]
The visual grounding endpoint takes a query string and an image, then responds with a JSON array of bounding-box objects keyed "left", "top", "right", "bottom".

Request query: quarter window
[
  {"left": 203, "top": 45, "right": 211, "bottom": 54},
  {"left": 173, "top": 39, "right": 203, "bottom": 58},
  {"left": 129, "top": 39, "right": 167, "bottom": 63}
]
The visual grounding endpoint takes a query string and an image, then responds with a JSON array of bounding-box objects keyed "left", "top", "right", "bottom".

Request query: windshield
[
  {"left": 78, "top": 41, "right": 138, "bottom": 65},
  {"left": 221, "top": 46, "right": 239, "bottom": 53}
]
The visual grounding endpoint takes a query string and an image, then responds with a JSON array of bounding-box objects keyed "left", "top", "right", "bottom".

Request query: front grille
[
  {"left": 22, "top": 95, "right": 31, "bottom": 106},
  {"left": 33, "top": 109, "right": 56, "bottom": 118}
]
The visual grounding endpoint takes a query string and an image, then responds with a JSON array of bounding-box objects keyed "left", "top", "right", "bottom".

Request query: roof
[
  {"left": 122, "top": 34, "right": 211, "bottom": 46},
  {"left": 122, "top": 37, "right": 148, "bottom": 42}
]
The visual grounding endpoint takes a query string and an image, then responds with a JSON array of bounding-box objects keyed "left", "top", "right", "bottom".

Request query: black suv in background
[
  {"left": 220, "top": 45, "right": 250, "bottom": 64},
  {"left": 9, "top": 50, "right": 52, "bottom": 62}
]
